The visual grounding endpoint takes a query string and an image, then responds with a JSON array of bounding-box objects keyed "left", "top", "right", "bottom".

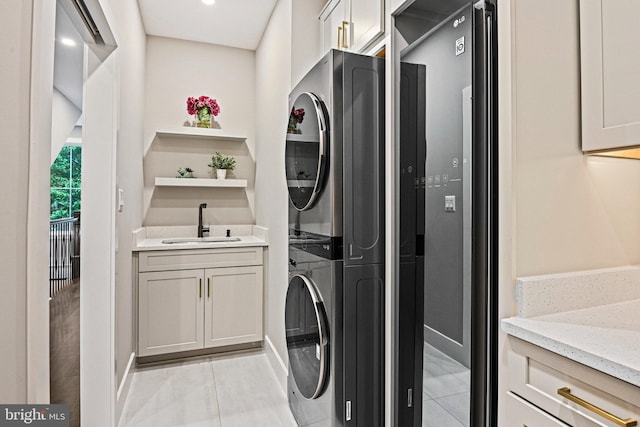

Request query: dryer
[{"left": 286, "top": 50, "right": 385, "bottom": 267}]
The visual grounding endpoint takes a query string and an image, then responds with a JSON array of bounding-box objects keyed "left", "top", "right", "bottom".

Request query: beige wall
[
  {"left": 498, "top": 0, "right": 640, "bottom": 423},
  {"left": 0, "top": 0, "right": 34, "bottom": 403},
  {"left": 109, "top": 0, "right": 147, "bottom": 405},
  {"left": 143, "top": 36, "right": 256, "bottom": 227},
  {"left": 51, "top": 88, "right": 82, "bottom": 163},
  {"left": 290, "top": 1, "right": 326, "bottom": 88},
  {"left": 512, "top": 0, "right": 640, "bottom": 278},
  {"left": 255, "top": 0, "right": 325, "bottom": 390},
  {"left": 255, "top": 0, "right": 292, "bottom": 389}
]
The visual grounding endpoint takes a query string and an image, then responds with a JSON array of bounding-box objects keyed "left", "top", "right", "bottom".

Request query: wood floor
[{"left": 50, "top": 280, "right": 80, "bottom": 427}]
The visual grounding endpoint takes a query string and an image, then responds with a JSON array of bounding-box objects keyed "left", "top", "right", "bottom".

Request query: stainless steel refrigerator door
[{"left": 395, "top": 0, "right": 498, "bottom": 426}]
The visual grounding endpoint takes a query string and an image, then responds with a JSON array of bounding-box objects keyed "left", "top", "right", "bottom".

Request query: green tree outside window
[{"left": 50, "top": 145, "right": 81, "bottom": 220}]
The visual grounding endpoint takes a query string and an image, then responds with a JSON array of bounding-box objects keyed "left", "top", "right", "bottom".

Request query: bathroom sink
[{"left": 161, "top": 237, "right": 242, "bottom": 244}]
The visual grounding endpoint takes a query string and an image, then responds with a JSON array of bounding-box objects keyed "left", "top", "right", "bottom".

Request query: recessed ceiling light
[
  {"left": 202, "top": 0, "right": 215, "bottom": 5},
  {"left": 61, "top": 38, "right": 77, "bottom": 47}
]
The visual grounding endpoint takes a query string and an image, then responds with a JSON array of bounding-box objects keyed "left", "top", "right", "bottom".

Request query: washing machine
[
  {"left": 286, "top": 49, "right": 386, "bottom": 427},
  {"left": 286, "top": 244, "right": 342, "bottom": 427}
]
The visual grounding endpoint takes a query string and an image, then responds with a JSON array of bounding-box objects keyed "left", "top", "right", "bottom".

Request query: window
[{"left": 50, "top": 145, "right": 81, "bottom": 220}]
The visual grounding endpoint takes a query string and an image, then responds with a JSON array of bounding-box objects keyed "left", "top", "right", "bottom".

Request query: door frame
[
  {"left": 27, "top": 0, "right": 57, "bottom": 404},
  {"left": 28, "top": 1, "right": 119, "bottom": 425}
]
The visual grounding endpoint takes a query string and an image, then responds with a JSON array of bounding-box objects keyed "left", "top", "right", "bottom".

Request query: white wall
[
  {"left": 498, "top": 0, "right": 640, "bottom": 423},
  {"left": 51, "top": 88, "right": 82, "bottom": 163},
  {"left": 143, "top": 36, "right": 256, "bottom": 228},
  {"left": 108, "top": 0, "right": 147, "bottom": 416},
  {"left": 255, "top": 0, "right": 292, "bottom": 390},
  {"left": 0, "top": 0, "right": 34, "bottom": 403},
  {"left": 290, "top": 1, "right": 326, "bottom": 88},
  {"left": 512, "top": 0, "right": 640, "bottom": 277},
  {"left": 254, "top": 0, "right": 326, "bottom": 391}
]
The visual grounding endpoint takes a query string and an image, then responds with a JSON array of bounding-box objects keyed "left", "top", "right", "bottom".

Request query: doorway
[
  {"left": 30, "top": 0, "right": 118, "bottom": 425},
  {"left": 49, "top": 5, "right": 84, "bottom": 425}
]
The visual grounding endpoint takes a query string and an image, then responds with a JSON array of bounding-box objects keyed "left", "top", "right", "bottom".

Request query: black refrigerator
[{"left": 395, "top": 1, "right": 498, "bottom": 426}]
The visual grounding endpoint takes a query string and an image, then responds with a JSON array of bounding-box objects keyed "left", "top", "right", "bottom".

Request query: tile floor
[
  {"left": 49, "top": 280, "right": 80, "bottom": 427},
  {"left": 120, "top": 342, "right": 469, "bottom": 427},
  {"left": 422, "top": 343, "right": 471, "bottom": 427},
  {"left": 119, "top": 351, "right": 297, "bottom": 427}
]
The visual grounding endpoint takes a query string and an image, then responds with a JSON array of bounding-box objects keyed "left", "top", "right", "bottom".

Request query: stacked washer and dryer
[{"left": 284, "top": 50, "right": 385, "bottom": 427}]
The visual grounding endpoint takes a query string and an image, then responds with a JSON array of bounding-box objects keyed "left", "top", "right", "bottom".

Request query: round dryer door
[
  {"left": 285, "top": 92, "right": 328, "bottom": 211},
  {"left": 285, "top": 274, "right": 329, "bottom": 399}
]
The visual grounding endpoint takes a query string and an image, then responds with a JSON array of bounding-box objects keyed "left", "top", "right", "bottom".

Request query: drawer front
[
  {"left": 139, "top": 247, "right": 263, "bottom": 272},
  {"left": 507, "top": 392, "right": 570, "bottom": 426},
  {"left": 508, "top": 337, "right": 640, "bottom": 427}
]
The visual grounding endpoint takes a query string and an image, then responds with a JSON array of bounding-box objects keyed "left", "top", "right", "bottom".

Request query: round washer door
[
  {"left": 285, "top": 274, "right": 329, "bottom": 399},
  {"left": 285, "top": 92, "right": 329, "bottom": 211}
]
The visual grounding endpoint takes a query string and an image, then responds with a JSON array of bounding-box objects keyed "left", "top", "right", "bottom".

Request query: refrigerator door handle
[{"left": 472, "top": 2, "right": 498, "bottom": 427}]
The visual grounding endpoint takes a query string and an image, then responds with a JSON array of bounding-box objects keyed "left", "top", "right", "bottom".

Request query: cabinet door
[
  {"left": 204, "top": 266, "right": 263, "bottom": 348},
  {"left": 343, "top": 53, "right": 385, "bottom": 266},
  {"left": 321, "top": 0, "right": 347, "bottom": 54},
  {"left": 343, "top": 264, "right": 384, "bottom": 426},
  {"left": 349, "top": 0, "right": 384, "bottom": 52},
  {"left": 580, "top": 0, "right": 640, "bottom": 151},
  {"left": 138, "top": 270, "right": 204, "bottom": 357},
  {"left": 506, "top": 392, "right": 570, "bottom": 427}
]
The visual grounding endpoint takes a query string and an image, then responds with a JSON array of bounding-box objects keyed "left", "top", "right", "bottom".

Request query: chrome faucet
[{"left": 198, "top": 203, "right": 210, "bottom": 237}]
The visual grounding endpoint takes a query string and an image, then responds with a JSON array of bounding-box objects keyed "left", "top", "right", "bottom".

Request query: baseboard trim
[
  {"left": 264, "top": 335, "right": 287, "bottom": 394},
  {"left": 115, "top": 352, "right": 135, "bottom": 425},
  {"left": 424, "top": 324, "right": 470, "bottom": 368}
]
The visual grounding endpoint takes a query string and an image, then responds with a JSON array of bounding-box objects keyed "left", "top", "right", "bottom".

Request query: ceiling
[
  {"left": 51, "top": 0, "right": 277, "bottom": 112},
  {"left": 54, "top": 1, "right": 84, "bottom": 110},
  {"left": 137, "top": 0, "right": 279, "bottom": 50}
]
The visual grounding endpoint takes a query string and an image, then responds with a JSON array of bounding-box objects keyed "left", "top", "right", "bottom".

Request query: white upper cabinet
[
  {"left": 321, "top": 0, "right": 348, "bottom": 52},
  {"left": 349, "top": 0, "right": 384, "bottom": 52},
  {"left": 580, "top": 0, "right": 640, "bottom": 152},
  {"left": 320, "top": 0, "right": 384, "bottom": 54}
]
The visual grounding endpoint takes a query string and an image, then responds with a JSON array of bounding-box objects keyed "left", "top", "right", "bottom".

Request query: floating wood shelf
[
  {"left": 154, "top": 177, "right": 248, "bottom": 188},
  {"left": 155, "top": 127, "right": 247, "bottom": 142}
]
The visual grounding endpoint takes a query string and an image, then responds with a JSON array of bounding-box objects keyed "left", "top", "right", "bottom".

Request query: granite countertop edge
[{"left": 502, "top": 307, "right": 640, "bottom": 388}]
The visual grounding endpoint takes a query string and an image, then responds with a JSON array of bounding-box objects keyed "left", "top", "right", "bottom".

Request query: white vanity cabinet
[
  {"left": 204, "top": 265, "right": 263, "bottom": 349},
  {"left": 137, "top": 247, "right": 263, "bottom": 357},
  {"left": 580, "top": 0, "right": 640, "bottom": 153},
  {"left": 507, "top": 337, "right": 640, "bottom": 427},
  {"left": 507, "top": 392, "right": 570, "bottom": 427},
  {"left": 320, "top": 0, "right": 384, "bottom": 54}
]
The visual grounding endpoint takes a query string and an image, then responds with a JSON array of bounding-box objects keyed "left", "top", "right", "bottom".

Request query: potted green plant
[
  {"left": 208, "top": 152, "right": 236, "bottom": 179},
  {"left": 176, "top": 167, "right": 195, "bottom": 178}
]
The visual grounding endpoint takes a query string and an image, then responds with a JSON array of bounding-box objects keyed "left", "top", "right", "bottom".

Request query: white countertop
[
  {"left": 132, "top": 225, "right": 268, "bottom": 251},
  {"left": 502, "top": 266, "right": 640, "bottom": 387},
  {"left": 503, "top": 299, "right": 640, "bottom": 387}
]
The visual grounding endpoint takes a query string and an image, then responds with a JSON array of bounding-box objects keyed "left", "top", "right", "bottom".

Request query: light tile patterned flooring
[
  {"left": 119, "top": 343, "right": 470, "bottom": 427},
  {"left": 119, "top": 351, "right": 297, "bottom": 427},
  {"left": 422, "top": 343, "right": 471, "bottom": 427}
]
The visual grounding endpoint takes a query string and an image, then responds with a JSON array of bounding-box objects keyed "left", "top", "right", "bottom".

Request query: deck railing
[{"left": 49, "top": 213, "right": 80, "bottom": 297}]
